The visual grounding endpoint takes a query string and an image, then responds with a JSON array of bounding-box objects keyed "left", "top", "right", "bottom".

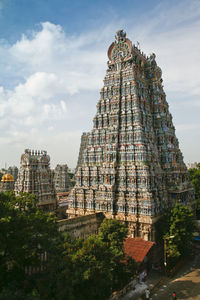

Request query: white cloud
[
  {"left": 0, "top": 71, "right": 68, "bottom": 136},
  {"left": 60, "top": 100, "right": 67, "bottom": 112},
  {"left": 9, "top": 22, "right": 107, "bottom": 94},
  {"left": 130, "top": 1, "right": 200, "bottom": 99},
  {"left": 0, "top": 20, "right": 110, "bottom": 169},
  {"left": 10, "top": 23, "right": 66, "bottom": 65},
  {"left": 16, "top": 72, "right": 58, "bottom": 100}
]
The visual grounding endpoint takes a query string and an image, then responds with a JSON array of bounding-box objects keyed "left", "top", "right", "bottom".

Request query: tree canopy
[
  {"left": 0, "top": 191, "right": 62, "bottom": 298},
  {"left": 0, "top": 193, "right": 136, "bottom": 300},
  {"left": 157, "top": 203, "right": 194, "bottom": 268},
  {"left": 167, "top": 203, "right": 194, "bottom": 257},
  {"left": 188, "top": 163, "right": 200, "bottom": 215},
  {"left": 38, "top": 219, "right": 136, "bottom": 300}
]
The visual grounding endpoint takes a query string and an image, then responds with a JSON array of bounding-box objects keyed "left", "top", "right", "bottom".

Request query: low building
[{"left": 124, "top": 237, "right": 155, "bottom": 270}]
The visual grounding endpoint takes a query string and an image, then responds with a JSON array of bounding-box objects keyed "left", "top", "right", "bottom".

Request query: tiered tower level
[
  {"left": 54, "top": 164, "right": 72, "bottom": 193},
  {"left": 15, "top": 149, "right": 56, "bottom": 211},
  {"left": 67, "top": 30, "right": 195, "bottom": 241},
  {"left": 8, "top": 166, "right": 18, "bottom": 181}
]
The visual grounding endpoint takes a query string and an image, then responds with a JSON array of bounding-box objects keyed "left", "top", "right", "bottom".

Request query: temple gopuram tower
[
  {"left": 15, "top": 149, "right": 56, "bottom": 211},
  {"left": 67, "top": 30, "right": 195, "bottom": 241},
  {"left": 53, "top": 164, "right": 72, "bottom": 193}
]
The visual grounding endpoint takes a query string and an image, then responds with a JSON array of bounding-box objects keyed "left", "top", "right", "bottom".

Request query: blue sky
[
  {"left": 0, "top": 0, "right": 200, "bottom": 169},
  {"left": 1, "top": 0, "right": 162, "bottom": 41}
]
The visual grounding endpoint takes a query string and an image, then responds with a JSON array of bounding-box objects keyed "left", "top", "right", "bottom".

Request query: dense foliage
[
  {"left": 189, "top": 163, "right": 200, "bottom": 215},
  {"left": 38, "top": 219, "right": 136, "bottom": 300},
  {"left": 157, "top": 203, "right": 194, "bottom": 268},
  {"left": 167, "top": 204, "right": 194, "bottom": 257},
  {"left": 68, "top": 172, "right": 76, "bottom": 186},
  {"left": 0, "top": 193, "right": 136, "bottom": 300},
  {"left": 0, "top": 191, "right": 61, "bottom": 299}
]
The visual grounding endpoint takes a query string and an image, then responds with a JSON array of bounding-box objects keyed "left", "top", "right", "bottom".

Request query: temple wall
[{"left": 57, "top": 212, "right": 105, "bottom": 239}]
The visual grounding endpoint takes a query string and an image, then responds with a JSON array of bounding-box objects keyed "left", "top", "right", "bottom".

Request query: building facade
[
  {"left": 7, "top": 166, "right": 18, "bottom": 181},
  {"left": 187, "top": 162, "right": 198, "bottom": 169},
  {"left": 53, "top": 164, "right": 72, "bottom": 193},
  {"left": 15, "top": 149, "right": 56, "bottom": 211},
  {"left": 67, "top": 30, "right": 195, "bottom": 241},
  {"left": 76, "top": 132, "right": 89, "bottom": 171}
]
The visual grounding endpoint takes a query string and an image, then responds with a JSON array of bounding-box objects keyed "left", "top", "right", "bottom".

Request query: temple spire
[{"left": 67, "top": 31, "right": 195, "bottom": 241}]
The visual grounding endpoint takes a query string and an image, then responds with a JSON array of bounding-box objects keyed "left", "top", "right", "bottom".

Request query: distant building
[
  {"left": 53, "top": 164, "right": 72, "bottom": 193},
  {"left": 15, "top": 149, "right": 56, "bottom": 211},
  {"left": 187, "top": 162, "right": 198, "bottom": 169},
  {"left": 0, "top": 173, "right": 15, "bottom": 192},
  {"left": 8, "top": 166, "right": 18, "bottom": 181}
]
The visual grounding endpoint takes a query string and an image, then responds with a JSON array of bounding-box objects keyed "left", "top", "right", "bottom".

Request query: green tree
[
  {"left": 167, "top": 204, "right": 194, "bottom": 257},
  {"left": 71, "top": 234, "right": 113, "bottom": 299},
  {"left": 0, "top": 191, "right": 62, "bottom": 298},
  {"left": 37, "top": 219, "right": 136, "bottom": 300},
  {"left": 98, "top": 218, "right": 136, "bottom": 291},
  {"left": 68, "top": 172, "right": 75, "bottom": 186},
  {"left": 157, "top": 204, "right": 194, "bottom": 271},
  {"left": 36, "top": 233, "right": 82, "bottom": 300},
  {"left": 0, "top": 193, "right": 136, "bottom": 300},
  {"left": 0, "top": 288, "right": 40, "bottom": 300},
  {"left": 189, "top": 163, "right": 200, "bottom": 214},
  {"left": 98, "top": 218, "right": 128, "bottom": 248}
]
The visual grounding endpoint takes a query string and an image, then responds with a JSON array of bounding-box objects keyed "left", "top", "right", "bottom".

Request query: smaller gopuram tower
[
  {"left": 53, "top": 164, "right": 72, "bottom": 193},
  {"left": 15, "top": 149, "right": 56, "bottom": 211},
  {"left": 67, "top": 30, "right": 195, "bottom": 241},
  {"left": 76, "top": 132, "right": 89, "bottom": 172}
]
